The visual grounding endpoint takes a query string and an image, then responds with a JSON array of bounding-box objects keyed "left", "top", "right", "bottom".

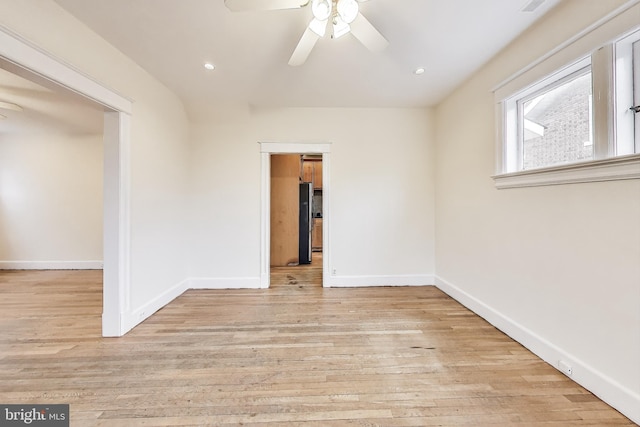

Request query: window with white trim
[
  {"left": 504, "top": 59, "right": 593, "bottom": 172},
  {"left": 615, "top": 28, "right": 640, "bottom": 155},
  {"left": 494, "top": 24, "right": 640, "bottom": 188}
]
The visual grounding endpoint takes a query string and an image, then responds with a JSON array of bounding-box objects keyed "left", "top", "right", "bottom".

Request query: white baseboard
[
  {"left": 113, "top": 276, "right": 265, "bottom": 334},
  {"left": 121, "top": 278, "right": 189, "bottom": 334},
  {"left": 188, "top": 277, "right": 262, "bottom": 289},
  {"left": 328, "top": 274, "right": 434, "bottom": 288},
  {"left": 435, "top": 275, "right": 640, "bottom": 425},
  {"left": 119, "top": 274, "right": 432, "bottom": 333},
  {"left": 0, "top": 260, "right": 103, "bottom": 270}
]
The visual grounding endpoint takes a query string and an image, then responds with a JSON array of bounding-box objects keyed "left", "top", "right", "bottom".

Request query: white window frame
[
  {"left": 615, "top": 28, "right": 640, "bottom": 155},
  {"left": 493, "top": 19, "right": 640, "bottom": 189},
  {"left": 503, "top": 57, "right": 593, "bottom": 173}
]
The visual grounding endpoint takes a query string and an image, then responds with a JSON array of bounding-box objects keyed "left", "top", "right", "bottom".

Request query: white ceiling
[
  {"left": 0, "top": 0, "right": 561, "bottom": 131},
  {"left": 26, "top": 0, "right": 559, "bottom": 120}
]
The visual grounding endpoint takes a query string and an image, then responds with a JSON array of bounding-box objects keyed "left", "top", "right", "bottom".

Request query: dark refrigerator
[{"left": 299, "top": 182, "right": 312, "bottom": 265}]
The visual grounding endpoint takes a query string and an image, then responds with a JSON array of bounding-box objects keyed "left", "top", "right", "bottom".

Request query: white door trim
[
  {"left": 259, "top": 142, "right": 331, "bottom": 288},
  {"left": 0, "top": 24, "right": 133, "bottom": 336}
]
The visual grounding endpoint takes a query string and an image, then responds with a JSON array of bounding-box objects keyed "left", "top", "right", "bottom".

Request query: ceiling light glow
[
  {"left": 414, "top": 67, "right": 426, "bottom": 75},
  {"left": 204, "top": 62, "right": 215, "bottom": 70}
]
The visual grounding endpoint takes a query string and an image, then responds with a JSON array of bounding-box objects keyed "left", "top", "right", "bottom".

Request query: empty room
[{"left": 0, "top": 0, "right": 639, "bottom": 425}]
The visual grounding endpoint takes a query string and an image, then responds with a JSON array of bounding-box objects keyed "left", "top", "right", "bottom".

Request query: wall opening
[
  {"left": 0, "top": 25, "right": 132, "bottom": 336},
  {"left": 269, "top": 154, "right": 324, "bottom": 287},
  {"left": 259, "top": 142, "right": 331, "bottom": 289}
]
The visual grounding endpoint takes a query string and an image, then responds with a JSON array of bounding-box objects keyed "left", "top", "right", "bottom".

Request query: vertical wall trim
[
  {"left": 592, "top": 44, "right": 614, "bottom": 159},
  {"left": 260, "top": 152, "right": 271, "bottom": 289},
  {"left": 103, "top": 112, "right": 132, "bottom": 336},
  {"left": 321, "top": 152, "right": 331, "bottom": 287}
]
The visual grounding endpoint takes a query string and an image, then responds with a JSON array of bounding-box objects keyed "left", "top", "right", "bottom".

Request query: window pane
[{"left": 522, "top": 71, "right": 593, "bottom": 170}]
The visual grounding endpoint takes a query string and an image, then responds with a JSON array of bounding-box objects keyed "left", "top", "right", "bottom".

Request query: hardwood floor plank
[{"left": 0, "top": 267, "right": 635, "bottom": 426}]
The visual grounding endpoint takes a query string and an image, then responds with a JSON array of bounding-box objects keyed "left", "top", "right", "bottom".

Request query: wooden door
[{"left": 270, "top": 155, "right": 300, "bottom": 267}]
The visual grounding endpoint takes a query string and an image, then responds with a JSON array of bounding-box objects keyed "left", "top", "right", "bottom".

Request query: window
[
  {"left": 501, "top": 57, "right": 597, "bottom": 175},
  {"left": 493, "top": 23, "right": 640, "bottom": 189},
  {"left": 615, "top": 29, "right": 640, "bottom": 156},
  {"left": 519, "top": 65, "right": 593, "bottom": 170}
]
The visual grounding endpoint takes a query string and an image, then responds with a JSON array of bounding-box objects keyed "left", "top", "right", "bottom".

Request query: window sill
[{"left": 492, "top": 154, "right": 640, "bottom": 189}]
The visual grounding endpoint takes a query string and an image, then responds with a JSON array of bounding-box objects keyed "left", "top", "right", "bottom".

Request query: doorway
[
  {"left": 270, "top": 154, "right": 323, "bottom": 287},
  {"left": 0, "top": 27, "right": 132, "bottom": 336},
  {"left": 259, "top": 142, "right": 331, "bottom": 289}
]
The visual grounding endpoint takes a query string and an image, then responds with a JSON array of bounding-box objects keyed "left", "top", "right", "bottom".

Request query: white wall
[
  {"left": 4, "top": 7, "right": 636, "bottom": 423},
  {"left": 435, "top": 0, "right": 640, "bottom": 422},
  {"left": 0, "top": 129, "right": 102, "bottom": 268},
  {"left": 189, "top": 107, "right": 436, "bottom": 285},
  {"left": 0, "top": 1, "right": 191, "bottom": 316}
]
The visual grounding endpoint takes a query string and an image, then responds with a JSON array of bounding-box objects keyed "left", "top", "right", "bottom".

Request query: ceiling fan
[{"left": 224, "top": 0, "right": 389, "bottom": 66}]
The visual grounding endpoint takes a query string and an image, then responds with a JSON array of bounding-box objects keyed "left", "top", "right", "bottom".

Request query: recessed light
[
  {"left": 203, "top": 62, "right": 215, "bottom": 71},
  {"left": 414, "top": 67, "right": 426, "bottom": 75}
]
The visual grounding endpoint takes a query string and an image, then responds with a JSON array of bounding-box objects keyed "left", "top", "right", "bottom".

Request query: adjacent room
[{"left": 0, "top": 0, "right": 638, "bottom": 425}]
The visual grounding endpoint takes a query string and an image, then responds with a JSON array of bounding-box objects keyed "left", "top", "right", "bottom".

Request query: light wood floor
[
  {"left": 270, "top": 251, "right": 323, "bottom": 288},
  {"left": 0, "top": 267, "right": 635, "bottom": 426}
]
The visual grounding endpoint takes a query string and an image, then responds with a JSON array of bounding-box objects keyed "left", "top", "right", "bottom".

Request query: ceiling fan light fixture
[
  {"left": 311, "top": 0, "right": 332, "bottom": 21},
  {"left": 336, "top": 0, "right": 359, "bottom": 24},
  {"left": 332, "top": 16, "right": 351, "bottom": 39},
  {"left": 308, "top": 17, "right": 327, "bottom": 36}
]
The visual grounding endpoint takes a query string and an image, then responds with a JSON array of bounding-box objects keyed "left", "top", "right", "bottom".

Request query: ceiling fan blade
[
  {"left": 349, "top": 12, "right": 388, "bottom": 52},
  {"left": 224, "top": 0, "right": 309, "bottom": 12},
  {"left": 288, "top": 26, "right": 320, "bottom": 66}
]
